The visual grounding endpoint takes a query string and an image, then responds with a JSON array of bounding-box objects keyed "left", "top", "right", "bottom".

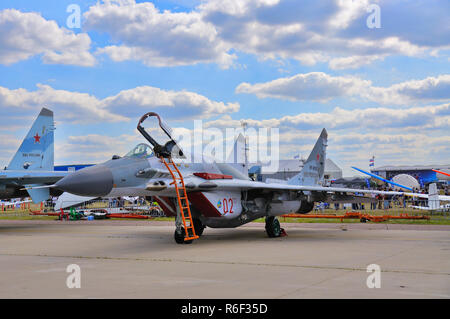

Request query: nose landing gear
[{"left": 174, "top": 227, "right": 193, "bottom": 244}]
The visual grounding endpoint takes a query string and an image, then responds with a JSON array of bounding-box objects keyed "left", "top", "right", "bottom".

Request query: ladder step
[{"left": 161, "top": 156, "right": 198, "bottom": 241}]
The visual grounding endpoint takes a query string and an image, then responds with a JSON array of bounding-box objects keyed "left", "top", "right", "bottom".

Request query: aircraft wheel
[
  {"left": 193, "top": 218, "right": 205, "bottom": 237},
  {"left": 265, "top": 216, "right": 281, "bottom": 238},
  {"left": 174, "top": 227, "right": 193, "bottom": 244}
]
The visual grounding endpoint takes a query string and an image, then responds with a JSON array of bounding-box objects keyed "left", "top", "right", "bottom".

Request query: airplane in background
[
  {"left": 432, "top": 169, "right": 450, "bottom": 180},
  {"left": 0, "top": 108, "right": 67, "bottom": 203},
  {"left": 44, "top": 112, "right": 428, "bottom": 244},
  {"left": 351, "top": 166, "right": 413, "bottom": 191}
]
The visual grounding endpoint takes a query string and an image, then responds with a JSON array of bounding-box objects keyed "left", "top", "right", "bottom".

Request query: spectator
[{"left": 370, "top": 193, "right": 377, "bottom": 210}]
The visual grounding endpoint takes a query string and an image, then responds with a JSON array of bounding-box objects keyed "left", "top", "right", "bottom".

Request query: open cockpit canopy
[{"left": 137, "top": 112, "right": 184, "bottom": 159}]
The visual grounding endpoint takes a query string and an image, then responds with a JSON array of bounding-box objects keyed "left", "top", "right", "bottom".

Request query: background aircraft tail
[
  {"left": 7, "top": 108, "right": 54, "bottom": 171},
  {"left": 287, "top": 128, "right": 327, "bottom": 186},
  {"left": 428, "top": 183, "right": 440, "bottom": 210},
  {"left": 226, "top": 133, "right": 248, "bottom": 177}
]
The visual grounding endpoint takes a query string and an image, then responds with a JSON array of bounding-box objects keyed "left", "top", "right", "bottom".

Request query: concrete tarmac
[{"left": 0, "top": 220, "right": 449, "bottom": 298}]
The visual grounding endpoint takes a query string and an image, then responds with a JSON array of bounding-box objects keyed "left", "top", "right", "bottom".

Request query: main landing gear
[
  {"left": 265, "top": 216, "right": 286, "bottom": 238},
  {"left": 193, "top": 218, "right": 205, "bottom": 237}
]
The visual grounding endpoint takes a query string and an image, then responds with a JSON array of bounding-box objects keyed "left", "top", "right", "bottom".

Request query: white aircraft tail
[
  {"left": 428, "top": 183, "right": 440, "bottom": 210},
  {"left": 226, "top": 133, "right": 248, "bottom": 177},
  {"left": 287, "top": 128, "right": 328, "bottom": 186}
]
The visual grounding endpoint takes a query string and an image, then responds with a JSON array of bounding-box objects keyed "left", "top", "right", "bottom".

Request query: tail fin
[
  {"left": 428, "top": 183, "right": 440, "bottom": 210},
  {"left": 7, "top": 108, "right": 54, "bottom": 171},
  {"left": 226, "top": 133, "right": 248, "bottom": 177},
  {"left": 287, "top": 128, "right": 327, "bottom": 186}
]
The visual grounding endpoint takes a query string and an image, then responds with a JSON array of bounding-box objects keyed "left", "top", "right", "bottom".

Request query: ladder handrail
[{"left": 161, "top": 157, "right": 198, "bottom": 241}]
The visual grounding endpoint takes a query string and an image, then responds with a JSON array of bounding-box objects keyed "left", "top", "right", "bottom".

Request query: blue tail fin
[
  {"left": 288, "top": 128, "right": 328, "bottom": 186},
  {"left": 7, "top": 108, "right": 54, "bottom": 171}
]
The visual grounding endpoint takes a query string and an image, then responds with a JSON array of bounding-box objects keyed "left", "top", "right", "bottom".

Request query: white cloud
[
  {"left": 366, "top": 74, "right": 450, "bottom": 105},
  {"left": 236, "top": 73, "right": 450, "bottom": 104},
  {"left": 200, "top": 0, "right": 431, "bottom": 68},
  {"left": 0, "top": 84, "right": 125, "bottom": 124},
  {"left": 85, "top": 0, "right": 235, "bottom": 68},
  {"left": 329, "top": 55, "right": 384, "bottom": 70},
  {"left": 205, "top": 103, "right": 450, "bottom": 131},
  {"left": 0, "top": 84, "right": 239, "bottom": 124},
  {"left": 0, "top": 9, "right": 95, "bottom": 66},
  {"left": 3, "top": 1, "right": 444, "bottom": 69},
  {"left": 236, "top": 72, "right": 371, "bottom": 102},
  {"left": 101, "top": 86, "right": 239, "bottom": 119}
]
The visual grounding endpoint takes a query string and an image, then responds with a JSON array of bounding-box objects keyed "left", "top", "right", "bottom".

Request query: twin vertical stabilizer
[{"left": 287, "top": 128, "right": 327, "bottom": 186}]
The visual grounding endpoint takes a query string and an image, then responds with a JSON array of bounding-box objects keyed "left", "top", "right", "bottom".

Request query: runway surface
[{"left": 0, "top": 220, "right": 449, "bottom": 298}]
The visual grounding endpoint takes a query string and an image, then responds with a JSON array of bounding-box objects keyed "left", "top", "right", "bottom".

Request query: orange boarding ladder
[{"left": 161, "top": 157, "right": 199, "bottom": 241}]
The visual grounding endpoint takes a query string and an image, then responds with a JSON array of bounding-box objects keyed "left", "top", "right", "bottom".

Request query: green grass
[
  {"left": 0, "top": 214, "right": 56, "bottom": 221},
  {"left": 1, "top": 207, "right": 449, "bottom": 225}
]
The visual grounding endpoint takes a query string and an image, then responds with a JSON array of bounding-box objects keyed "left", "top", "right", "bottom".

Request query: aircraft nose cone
[{"left": 55, "top": 165, "right": 114, "bottom": 197}]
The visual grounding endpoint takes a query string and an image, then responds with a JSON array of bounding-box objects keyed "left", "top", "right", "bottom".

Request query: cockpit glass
[{"left": 124, "top": 143, "right": 153, "bottom": 158}]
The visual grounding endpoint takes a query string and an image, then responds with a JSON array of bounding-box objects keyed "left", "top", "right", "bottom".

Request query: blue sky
[{"left": 0, "top": 0, "right": 449, "bottom": 175}]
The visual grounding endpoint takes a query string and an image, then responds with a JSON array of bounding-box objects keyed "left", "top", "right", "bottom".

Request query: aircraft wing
[
  {"left": 205, "top": 179, "right": 408, "bottom": 196},
  {"left": 403, "top": 193, "right": 450, "bottom": 201},
  {"left": 155, "top": 176, "right": 406, "bottom": 197},
  {"left": 147, "top": 174, "right": 449, "bottom": 201},
  {"left": 0, "top": 170, "right": 67, "bottom": 185}
]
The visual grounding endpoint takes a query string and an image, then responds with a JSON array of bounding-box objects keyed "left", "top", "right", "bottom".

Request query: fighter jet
[
  {"left": 52, "top": 112, "right": 425, "bottom": 244},
  {"left": 0, "top": 108, "right": 67, "bottom": 203}
]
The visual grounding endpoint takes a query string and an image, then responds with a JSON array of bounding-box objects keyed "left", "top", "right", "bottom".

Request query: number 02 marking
[{"left": 222, "top": 198, "right": 234, "bottom": 214}]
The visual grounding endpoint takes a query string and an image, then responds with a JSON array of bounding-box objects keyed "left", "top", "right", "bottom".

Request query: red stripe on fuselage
[{"left": 188, "top": 192, "right": 222, "bottom": 217}]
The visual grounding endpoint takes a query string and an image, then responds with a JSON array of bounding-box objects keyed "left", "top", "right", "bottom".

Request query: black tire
[
  {"left": 265, "top": 216, "right": 281, "bottom": 238},
  {"left": 174, "top": 227, "right": 193, "bottom": 244},
  {"left": 193, "top": 218, "right": 205, "bottom": 237}
]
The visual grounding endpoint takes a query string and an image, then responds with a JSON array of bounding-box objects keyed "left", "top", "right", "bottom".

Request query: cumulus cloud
[
  {"left": 200, "top": 0, "right": 431, "bottom": 68},
  {"left": 0, "top": 84, "right": 125, "bottom": 124},
  {"left": 84, "top": 0, "right": 235, "bottom": 68},
  {"left": 101, "top": 86, "right": 239, "bottom": 119},
  {"left": 0, "top": 84, "right": 239, "bottom": 124},
  {"left": 3, "top": 1, "right": 444, "bottom": 69},
  {"left": 0, "top": 9, "right": 95, "bottom": 66},
  {"left": 366, "top": 75, "right": 450, "bottom": 104},
  {"left": 236, "top": 72, "right": 371, "bottom": 102},
  {"left": 236, "top": 73, "right": 450, "bottom": 104},
  {"left": 205, "top": 103, "right": 450, "bottom": 131}
]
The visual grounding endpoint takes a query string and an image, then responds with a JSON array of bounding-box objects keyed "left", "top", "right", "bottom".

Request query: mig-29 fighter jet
[{"left": 49, "top": 112, "right": 419, "bottom": 244}]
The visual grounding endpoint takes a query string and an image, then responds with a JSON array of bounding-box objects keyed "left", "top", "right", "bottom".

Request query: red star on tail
[{"left": 34, "top": 133, "right": 41, "bottom": 144}]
